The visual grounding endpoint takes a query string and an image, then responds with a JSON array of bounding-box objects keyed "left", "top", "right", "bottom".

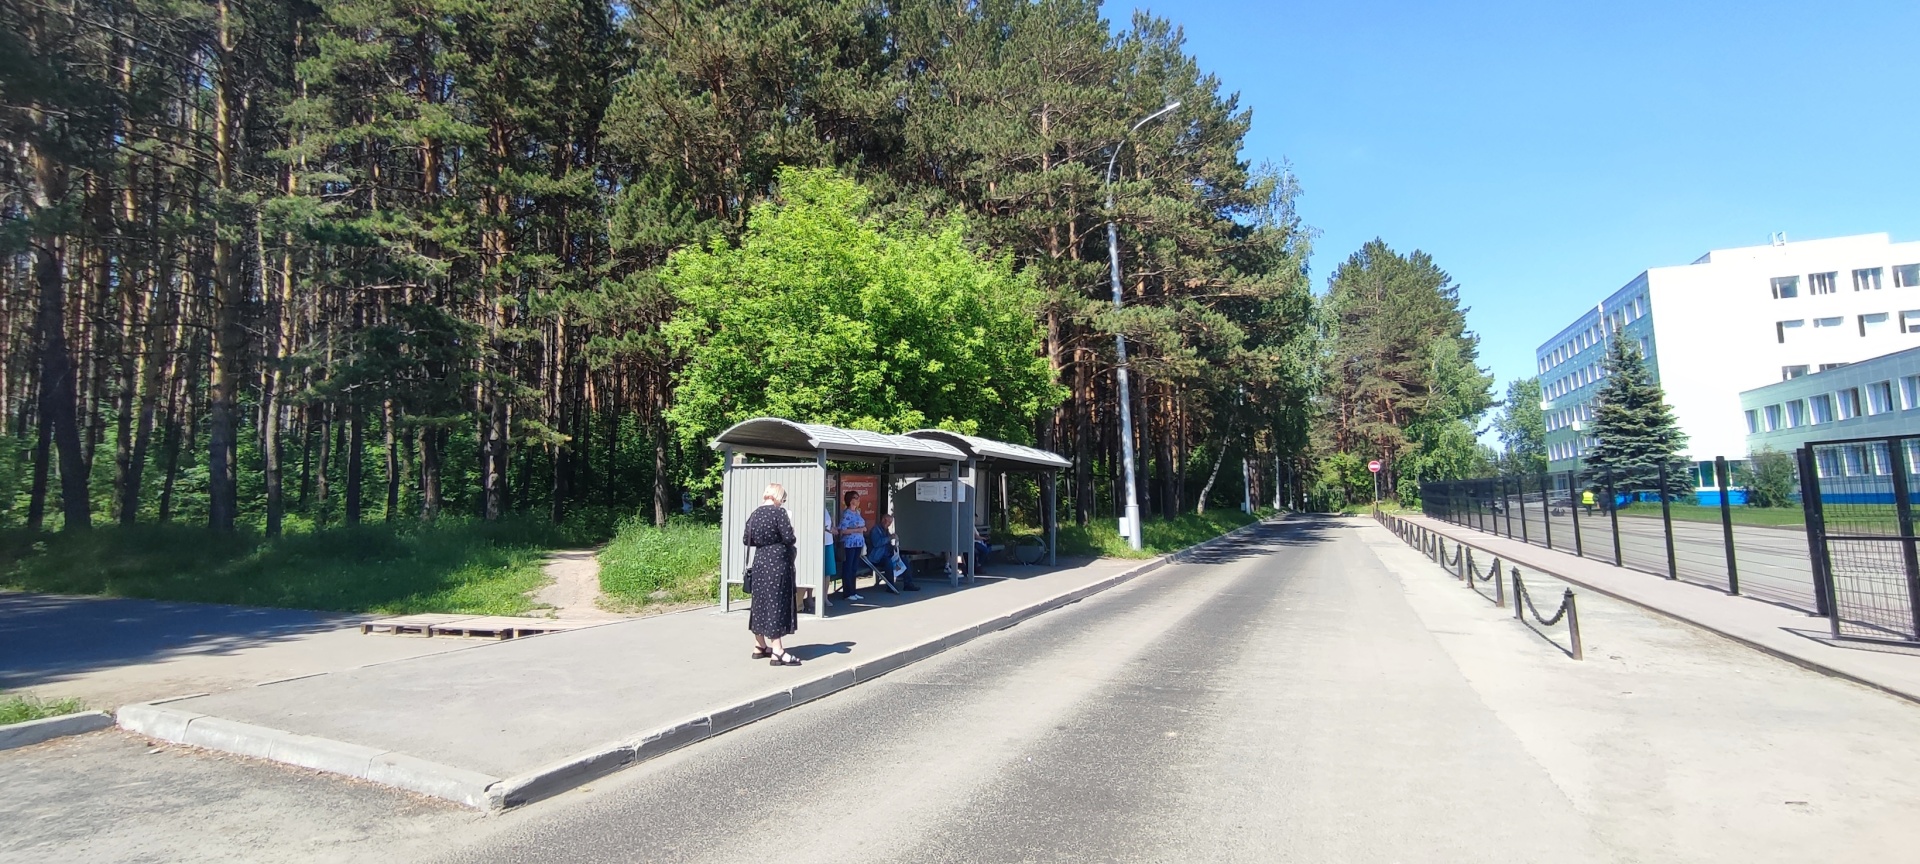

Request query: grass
[
  {"left": 0, "top": 691, "right": 86, "bottom": 725},
  {"left": 0, "top": 514, "right": 617, "bottom": 615},
  {"left": 1613, "top": 502, "right": 1807, "bottom": 527},
  {"left": 1051, "top": 509, "right": 1263, "bottom": 559},
  {"left": 596, "top": 517, "right": 722, "bottom": 609}
]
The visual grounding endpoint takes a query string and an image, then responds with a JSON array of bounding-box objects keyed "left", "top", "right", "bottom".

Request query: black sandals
[{"left": 769, "top": 652, "right": 801, "bottom": 667}]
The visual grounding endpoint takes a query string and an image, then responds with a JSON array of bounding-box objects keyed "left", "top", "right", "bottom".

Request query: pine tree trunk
[
  {"left": 345, "top": 403, "right": 364, "bottom": 524},
  {"left": 383, "top": 400, "right": 398, "bottom": 521},
  {"left": 205, "top": 0, "right": 243, "bottom": 532},
  {"left": 1195, "top": 430, "right": 1232, "bottom": 516}
]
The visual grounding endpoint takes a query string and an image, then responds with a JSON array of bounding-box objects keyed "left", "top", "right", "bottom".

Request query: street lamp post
[{"left": 1104, "top": 100, "right": 1179, "bottom": 551}]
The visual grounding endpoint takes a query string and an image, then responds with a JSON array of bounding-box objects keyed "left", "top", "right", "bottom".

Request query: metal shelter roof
[
  {"left": 712, "top": 418, "right": 967, "bottom": 462},
  {"left": 906, "top": 430, "right": 1072, "bottom": 471}
]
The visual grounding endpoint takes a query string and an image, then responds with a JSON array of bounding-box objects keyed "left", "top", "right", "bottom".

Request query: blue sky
[{"left": 1130, "top": 0, "right": 1920, "bottom": 399}]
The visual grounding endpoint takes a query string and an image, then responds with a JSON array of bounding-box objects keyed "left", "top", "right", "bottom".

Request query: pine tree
[{"left": 1586, "top": 336, "right": 1689, "bottom": 497}]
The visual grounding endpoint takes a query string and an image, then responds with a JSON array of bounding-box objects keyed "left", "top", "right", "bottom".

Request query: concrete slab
[{"left": 0, "top": 710, "right": 112, "bottom": 751}]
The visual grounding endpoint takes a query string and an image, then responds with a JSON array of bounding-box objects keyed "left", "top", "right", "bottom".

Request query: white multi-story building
[{"left": 1539, "top": 232, "right": 1920, "bottom": 484}]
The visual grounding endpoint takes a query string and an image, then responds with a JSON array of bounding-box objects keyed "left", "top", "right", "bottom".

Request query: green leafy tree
[
  {"left": 1743, "top": 447, "right": 1797, "bottom": 508},
  {"left": 662, "top": 168, "right": 1064, "bottom": 484},
  {"left": 1587, "top": 336, "right": 1689, "bottom": 497},
  {"left": 1320, "top": 240, "right": 1492, "bottom": 500},
  {"left": 1495, "top": 377, "right": 1548, "bottom": 475}
]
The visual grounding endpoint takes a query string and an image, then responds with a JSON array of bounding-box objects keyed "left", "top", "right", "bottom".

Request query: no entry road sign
[{"left": 1367, "top": 460, "right": 1381, "bottom": 473}]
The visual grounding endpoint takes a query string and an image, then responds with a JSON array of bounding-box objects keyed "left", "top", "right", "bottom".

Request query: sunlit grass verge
[
  {"left": 597, "top": 517, "right": 722, "bottom": 610},
  {"left": 1051, "top": 509, "right": 1264, "bottom": 560},
  {"left": 0, "top": 516, "right": 607, "bottom": 615},
  {"left": 0, "top": 691, "right": 86, "bottom": 725}
]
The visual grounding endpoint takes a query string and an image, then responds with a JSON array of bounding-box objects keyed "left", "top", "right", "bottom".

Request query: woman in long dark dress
[{"left": 745, "top": 483, "right": 803, "bottom": 667}]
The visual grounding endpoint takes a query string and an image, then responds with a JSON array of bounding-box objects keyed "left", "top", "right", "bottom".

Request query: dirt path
[{"left": 532, "top": 549, "right": 625, "bottom": 620}]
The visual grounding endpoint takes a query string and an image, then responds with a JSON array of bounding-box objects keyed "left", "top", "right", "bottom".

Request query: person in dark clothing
[{"left": 744, "top": 483, "right": 802, "bottom": 667}]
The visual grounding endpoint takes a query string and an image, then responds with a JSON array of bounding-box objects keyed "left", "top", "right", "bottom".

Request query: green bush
[
  {"left": 0, "top": 691, "right": 85, "bottom": 725},
  {"left": 597, "top": 517, "right": 722, "bottom": 608}
]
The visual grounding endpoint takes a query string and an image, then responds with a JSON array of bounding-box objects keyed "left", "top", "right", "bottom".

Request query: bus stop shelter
[{"left": 713, "top": 418, "right": 1066, "bottom": 618}]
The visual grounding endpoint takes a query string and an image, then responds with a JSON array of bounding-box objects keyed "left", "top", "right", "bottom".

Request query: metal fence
[
  {"left": 1417, "top": 459, "right": 1824, "bottom": 615},
  {"left": 1804, "top": 435, "right": 1920, "bottom": 642}
]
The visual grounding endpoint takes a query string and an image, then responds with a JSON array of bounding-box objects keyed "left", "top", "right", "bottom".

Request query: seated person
[{"left": 867, "top": 515, "right": 918, "bottom": 591}]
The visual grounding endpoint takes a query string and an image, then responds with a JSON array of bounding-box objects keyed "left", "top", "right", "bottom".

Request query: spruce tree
[{"left": 1586, "top": 336, "right": 1690, "bottom": 497}]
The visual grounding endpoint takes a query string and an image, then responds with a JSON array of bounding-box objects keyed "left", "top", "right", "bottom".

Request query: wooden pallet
[
  {"left": 425, "top": 616, "right": 597, "bottom": 640},
  {"left": 361, "top": 614, "right": 598, "bottom": 639},
  {"left": 360, "top": 614, "right": 477, "bottom": 637}
]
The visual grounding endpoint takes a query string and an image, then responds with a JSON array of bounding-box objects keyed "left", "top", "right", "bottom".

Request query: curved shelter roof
[
  {"left": 712, "top": 418, "right": 966, "bottom": 462},
  {"left": 906, "top": 430, "right": 1071, "bottom": 471}
]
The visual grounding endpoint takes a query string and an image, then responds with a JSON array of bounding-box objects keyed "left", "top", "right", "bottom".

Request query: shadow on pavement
[
  {"left": 0, "top": 592, "right": 356, "bottom": 691},
  {"left": 1173, "top": 517, "right": 1338, "bottom": 566}
]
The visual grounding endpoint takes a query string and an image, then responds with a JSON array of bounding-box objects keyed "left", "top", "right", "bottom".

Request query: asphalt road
[
  {"left": 433, "top": 516, "right": 1612, "bottom": 864},
  {"left": 13, "top": 516, "right": 1920, "bottom": 863}
]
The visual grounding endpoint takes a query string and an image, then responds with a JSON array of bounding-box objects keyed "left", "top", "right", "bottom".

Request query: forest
[{"left": 0, "top": 0, "right": 1352, "bottom": 542}]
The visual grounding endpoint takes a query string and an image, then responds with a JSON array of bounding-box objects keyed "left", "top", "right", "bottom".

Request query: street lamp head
[{"left": 1133, "top": 101, "right": 1182, "bottom": 132}]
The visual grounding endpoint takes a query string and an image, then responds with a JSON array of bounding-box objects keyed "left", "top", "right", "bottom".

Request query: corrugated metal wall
[{"left": 720, "top": 462, "right": 826, "bottom": 615}]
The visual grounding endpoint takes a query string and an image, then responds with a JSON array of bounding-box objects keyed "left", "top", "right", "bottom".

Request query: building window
[
  {"left": 1902, "top": 375, "right": 1920, "bottom": 410},
  {"left": 1810, "top": 271, "right": 1838, "bottom": 294},
  {"left": 1764, "top": 404, "right": 1783, "bottom": 431},
  {"left": 1868, "top": 380, "right": 1895, "bottom": 415},
  {"left": 1860, "top": 312, "right": 1891, "bottom": 337},
  {"left": 1839, "top": 387, "right": 1862, "bottom": 419},
  {"left": 1844, "top": 445, "right": 1869, "bottom": 476},
  {"left": 1902, "top": 311, "right": 1920, "bottom": 334},
  {"left": 1817, "top": 448, "right": 1841, "bottom": 478},
  {"left": 1810, "top": 393, "right": 1836, "bottom": 424},
  {"left": 1771, "top": 276, "right": 1800, "bottom": 299},
  {"left": 1745, "top": 409, "right": 1761, "bottom": 433},
  {"left": 1815, "top": 316, "right": 1844, "bottom": 330},
  {"left": 1777, "top": 319, "right": 1804, "bottom": 343},
  {"left": 1896, "top": 264, "right": 1920, "bottom": 288},
  {"left": 1786, "top": 400, "right": 1808, "bottom": 427},
  {"left": 1854, "top": 267, "right": 1885, "bottom": 291},
  {"left": 1782, "top": 365, "right": 1810, "bottom": 380}
]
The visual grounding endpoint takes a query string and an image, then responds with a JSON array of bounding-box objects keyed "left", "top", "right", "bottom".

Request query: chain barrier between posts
[{"left": 1375, "top": 512, "right": 1584, "bottom": 661}]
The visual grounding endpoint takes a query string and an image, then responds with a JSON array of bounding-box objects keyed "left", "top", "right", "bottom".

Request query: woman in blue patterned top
[{"left": 836, "top": 490, "right": 866, "bottom": 601}]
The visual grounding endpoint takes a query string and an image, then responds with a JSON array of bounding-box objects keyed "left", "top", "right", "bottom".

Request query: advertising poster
[{"left": 837, "top": 473, "right": 881, "bottom": 529}]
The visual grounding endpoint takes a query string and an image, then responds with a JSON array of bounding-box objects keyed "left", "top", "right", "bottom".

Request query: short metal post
[
  {"left": 1539, "top": 471, "right": 1553, "bottom": 550},
  {"left": 1716, "top": 456, "right": 1740, "bottom": 595},
  {"left": 1607, "top": 476, "right": 1622, "bottom": 567},
  {"left": 1659, "top": 463, "right": 1678, "bottom": 580},
  {"left": 1568, "top": 470, "right": 1584, "bottom": 557},
  {"left": 1493, "top": 558, "right": 1506, "bottom": 607},
  {"left": 1512, "top": 570, "right": 1523, "bottom": 619},
  {"left": 1565, "top": 590, "right": 1583, "bottom": 660}
]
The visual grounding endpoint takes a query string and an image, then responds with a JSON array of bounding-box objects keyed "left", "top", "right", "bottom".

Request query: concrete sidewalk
[
  {"left": 1395, "top": 512, "right": 1920, "bottom": 704},
  {"left": 116, "top": 529, "right": 1261, "bottom": 810}
]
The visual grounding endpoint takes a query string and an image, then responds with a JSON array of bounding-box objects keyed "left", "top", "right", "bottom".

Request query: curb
[
  {"left": 0, "top": 710, "right": 114, "bottom": 751},
  {"left": 118, "top": 517, "right": 1278, "bottom": 811},
  {"left": 1394, "top": 516, "right": 1920, "bottom": 706}
]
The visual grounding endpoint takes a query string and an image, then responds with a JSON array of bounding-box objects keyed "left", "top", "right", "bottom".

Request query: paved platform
[
  {"left": 113, "top": 543, "right": 1232, "bottom": 809},
  {"left": 1395, "top": 512, "right": 1920, "bottom": 704}
]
